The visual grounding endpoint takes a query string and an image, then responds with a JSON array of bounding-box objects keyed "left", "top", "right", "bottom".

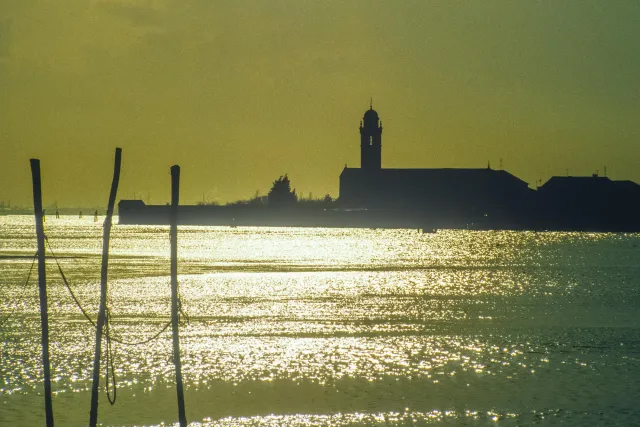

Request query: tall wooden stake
[
  {"left": 171, "top": 165, "right": 188, "bottom": 426},
  {"left": 89, "top": 148, "right": 122, "bottom": 427},
  {"left": 30, "top": 159, "right": 54, "bottom": 427}
]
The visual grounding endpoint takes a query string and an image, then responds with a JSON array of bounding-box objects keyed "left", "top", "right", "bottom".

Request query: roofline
[{"left": 340, "top": 167, "right": 529, "bottom": 185}]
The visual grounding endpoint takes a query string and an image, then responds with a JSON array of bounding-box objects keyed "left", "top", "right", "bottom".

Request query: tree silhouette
[{"left": 268, "top": 174, "right": 297, "bottom": 206}]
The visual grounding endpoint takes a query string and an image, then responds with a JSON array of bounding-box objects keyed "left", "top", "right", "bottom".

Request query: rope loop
[{"left": 104, "top": 309, "right": 117, "bottom": 405}]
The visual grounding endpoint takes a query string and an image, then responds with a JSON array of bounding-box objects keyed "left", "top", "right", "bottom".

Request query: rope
[
  {"left": 108, "top": 319, "right": 173, "bottom": 346},
  {"left": 45, "top": 236, "right": 97, "bottom": 327},
  {"left": 104, "top": 310, "right": 117, "bottom": 405},
  {"left": 44, "top": 235, "right": 175, "bottom": 346},
  {"left": 0, "top": 252, "right": 38, "bottom": 327},
  {"left": 42, "top": 233, "right": 193, "bottom": 406},
  {"left": 178, "top": 294, "right": 189, "bottom": 324}
]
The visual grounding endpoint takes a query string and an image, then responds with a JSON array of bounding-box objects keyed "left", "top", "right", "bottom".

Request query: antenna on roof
[
  {"left": 604, "top": 166, "right": 607, "bottom": 177},
  {"left": 499, "top": 158, "right": 503, "bottom": 170},
  {"left": 369, "top": 98, "right": 373, "bottom": 110},
  {"left": 487, "top": 161, "right": 491, "bottom": 169}
]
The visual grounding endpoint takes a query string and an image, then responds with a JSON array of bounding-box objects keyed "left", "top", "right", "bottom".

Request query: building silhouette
[
  {"left": 118, "top": 104, "right": 640, "bottom": 231},
  {"left": 340, "top": 105, "right": 534, "bottom": 228},
  {"left": 536, "top": 175, "right": 640, "bottom": 231},
  {"left": 339, "top": 105, "right": 640, "bottom": 230}
]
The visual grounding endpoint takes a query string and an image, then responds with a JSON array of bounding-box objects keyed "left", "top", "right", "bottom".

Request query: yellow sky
[{"left": 2, "top": 1, "right": 639, "bottom": 207}]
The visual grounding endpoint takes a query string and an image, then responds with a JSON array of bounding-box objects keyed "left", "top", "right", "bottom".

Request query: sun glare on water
[{"left": 1, "top": 216, "right": 639, "bottom": 425}]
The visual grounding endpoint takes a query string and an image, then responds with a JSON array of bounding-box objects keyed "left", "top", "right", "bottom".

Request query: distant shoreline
[{"left": 117, "top": 200, "right": 640, "bottom": 232}]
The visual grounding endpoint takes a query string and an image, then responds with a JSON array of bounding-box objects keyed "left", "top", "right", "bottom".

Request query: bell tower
[{"left": 360, "top": 102, "right": 382, "bottom": 170}]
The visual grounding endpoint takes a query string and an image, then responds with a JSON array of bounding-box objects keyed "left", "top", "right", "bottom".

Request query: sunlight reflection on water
[{"left": 1, "top": 216, "right": 640, "bottom": 426}]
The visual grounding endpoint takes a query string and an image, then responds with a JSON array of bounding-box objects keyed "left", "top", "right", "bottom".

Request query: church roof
[{"left": 341, "top": 167, "right": 529, "bottom": 187}]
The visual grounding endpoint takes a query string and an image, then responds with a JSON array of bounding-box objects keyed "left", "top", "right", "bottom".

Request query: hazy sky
[{"left": 2, "top": 1, "right": 639, "bottom": 207}]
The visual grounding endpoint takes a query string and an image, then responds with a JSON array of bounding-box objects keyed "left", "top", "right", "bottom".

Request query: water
[{"left": 1, "top": 215, "right": 639, "bottom": 426}]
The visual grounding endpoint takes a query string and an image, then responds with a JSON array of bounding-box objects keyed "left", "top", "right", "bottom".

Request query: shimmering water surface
[{"left": 1, "top": 215, "right": 639, "bottom": 426}]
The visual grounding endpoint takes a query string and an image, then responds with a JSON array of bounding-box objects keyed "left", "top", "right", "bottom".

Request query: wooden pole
[
  {"left": 30, "top": 158, "right": 54, "bottom": 427},
  {"left": 89, "top": 148, "right": 122, "bottom": 427},
  {"left": 170, "top": 165, "right": 187, "bottom": 426}
]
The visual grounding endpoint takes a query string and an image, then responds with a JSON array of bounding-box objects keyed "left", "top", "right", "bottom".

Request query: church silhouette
[
  {"left": 339, "top": 104, "right": 533, "bottom": 229},
  {"left": 339, "top": 104, "right": 640, "bottom": 230}
]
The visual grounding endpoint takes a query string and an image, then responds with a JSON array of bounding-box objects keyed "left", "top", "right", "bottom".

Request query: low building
[{"left": 537, "top": 175, "right": 640, "bottom": 231}]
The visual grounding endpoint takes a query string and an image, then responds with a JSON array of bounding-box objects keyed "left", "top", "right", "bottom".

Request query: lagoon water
[{"left": 1, "top": 215, "right": 639, "bottom": 426}]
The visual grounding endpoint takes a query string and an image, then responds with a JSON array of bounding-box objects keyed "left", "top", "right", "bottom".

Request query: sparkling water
[{"left": 1, "top": 215, "right": 639, "bottom": 426}]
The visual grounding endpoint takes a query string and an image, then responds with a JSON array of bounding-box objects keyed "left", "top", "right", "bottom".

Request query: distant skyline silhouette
[
  {"left": 2, "top": 2, "right": 639, "bottom": 207},
  {"left": 336, "top": 106, "right": 640, "bottom": 231},
  {"left": 114, "top": 105, "right": 640, "bottom": 232}
]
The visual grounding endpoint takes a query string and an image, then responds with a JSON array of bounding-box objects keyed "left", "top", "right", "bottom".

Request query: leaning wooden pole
[
  {"left": 89, "top": 148, "right": 122, "bottom": 427},
  {"left": 170, "top": 165, "right": 188, "bottom": 426},
  {"left": 30, "top": 159, "right": 54, "bottom": 427}
]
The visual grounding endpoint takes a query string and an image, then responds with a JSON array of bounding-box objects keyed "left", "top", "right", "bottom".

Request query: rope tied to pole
[
  {"left": 44, "top": 234, "right": 180, "bottom": 410},
  {"left": 42, "top": 215, "right": 191, "bottom": 423},
  {"left": 44, "top": 234, "right": 176, "bottom": 345},
  {"left": 89, "top": 148, "right": 123, "bottom": 427}
]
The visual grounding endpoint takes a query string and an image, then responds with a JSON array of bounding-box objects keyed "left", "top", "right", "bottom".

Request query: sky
[{"left": 1, "top": 0, "right": 639, "bottom": 207}]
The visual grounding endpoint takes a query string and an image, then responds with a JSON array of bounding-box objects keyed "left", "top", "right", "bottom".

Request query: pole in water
[
  {"left": 30, "top": 159, "right": 54, "bottom": 427},
  {"left": 170, "top": 165, "right": 188, "bottom": 427},
  {"left": 89, "top": 148, "right": 122, "bottom": 427}
]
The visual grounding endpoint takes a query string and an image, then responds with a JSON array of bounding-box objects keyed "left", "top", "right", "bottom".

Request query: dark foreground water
[{"left": 1, "top": 215, "right": 639, "bottom": 426}]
